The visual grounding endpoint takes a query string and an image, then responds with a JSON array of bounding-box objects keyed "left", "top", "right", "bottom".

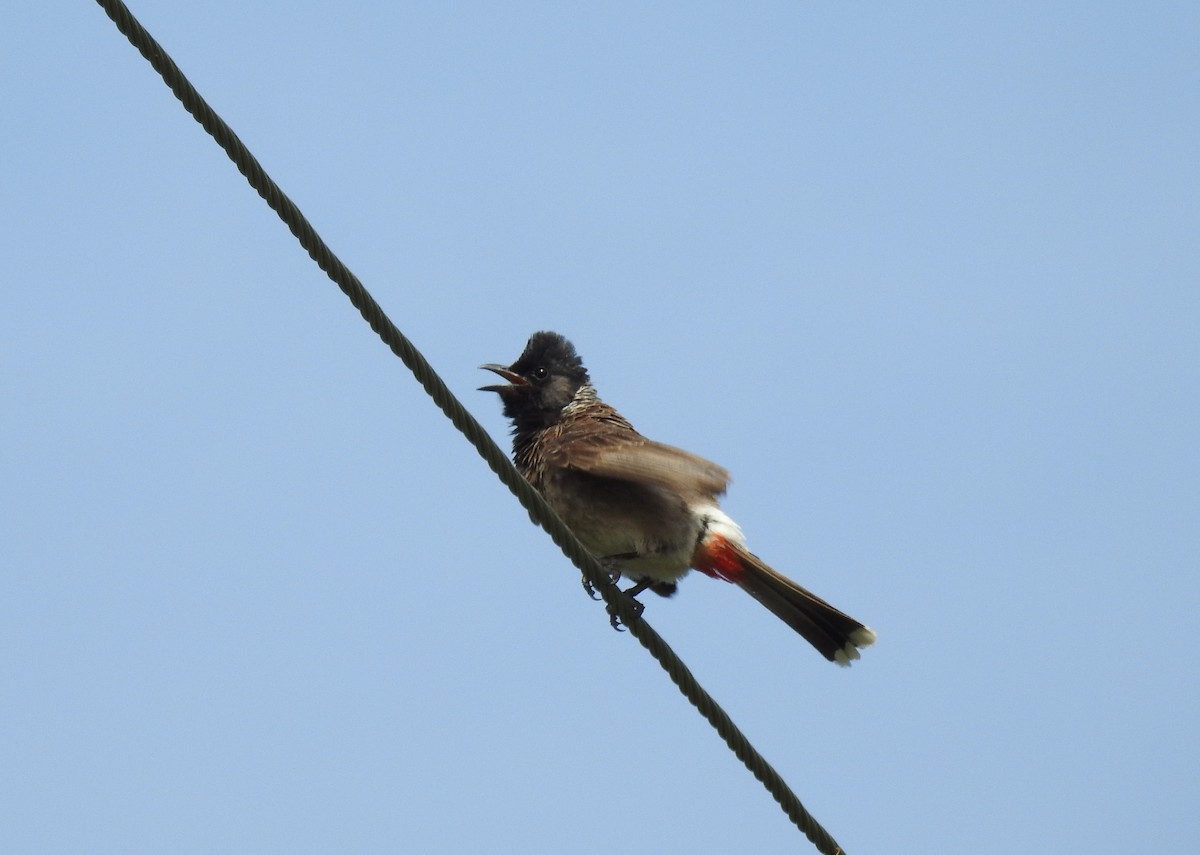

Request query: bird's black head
[{"left": 480, "top": 331, "right": 591, "bottom": 430}]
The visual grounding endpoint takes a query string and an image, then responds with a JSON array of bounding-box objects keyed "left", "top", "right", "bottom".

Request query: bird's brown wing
[{"left": 546, "top": 406, "right": 730, "bottom": 497}]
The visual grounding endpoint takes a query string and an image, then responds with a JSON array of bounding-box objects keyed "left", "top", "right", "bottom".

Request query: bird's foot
[
  {"left": 581, "top": 554, "right": 636, "bottom": 600},
  {"left": 578, "top": 555, "right": 649, "bottom": 630},
  {"left": 606, "top": 578, "right": 652, "bottom": 631},
  {"left": 606, "top": 591, "right": 645, "bottom": 631},
  {"left": 580, "top": 561, "right": 624, "bottom": 601}
]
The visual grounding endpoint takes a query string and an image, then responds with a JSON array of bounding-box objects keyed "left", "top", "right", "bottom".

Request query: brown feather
[
  {"left": 730, "top": 542, "right": 876, "bottom": 666},
  {"left": 533, "top": 398, "right": 730, "bottom": 498}
]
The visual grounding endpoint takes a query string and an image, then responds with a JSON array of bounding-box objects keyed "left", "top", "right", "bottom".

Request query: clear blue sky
[{"left": 3, "top": 3, "right": 1196, "bottom": 853}]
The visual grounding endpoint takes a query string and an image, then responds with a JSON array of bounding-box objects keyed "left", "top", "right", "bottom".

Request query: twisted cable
[{"left": 92, "top": 3, "right": 848, "bottom": 852}]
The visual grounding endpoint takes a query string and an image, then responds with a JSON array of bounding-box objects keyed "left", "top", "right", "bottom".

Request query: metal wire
[{"left": 91, "top": 3, "right": 849, "bottom": 852}]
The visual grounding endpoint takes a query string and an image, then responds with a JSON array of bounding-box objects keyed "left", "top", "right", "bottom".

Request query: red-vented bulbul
[{"left": 481, "top": 331, "right": 876, "bottom": 666}]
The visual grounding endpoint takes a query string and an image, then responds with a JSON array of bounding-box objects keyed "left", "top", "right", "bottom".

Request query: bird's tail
[{"left": 696, "top": 535, "right": 876, "bottom": 666}]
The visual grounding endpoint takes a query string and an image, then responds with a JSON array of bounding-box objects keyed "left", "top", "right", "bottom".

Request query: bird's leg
[
  {"left": 578, "top": 553, "right": 649, "bottom": 630},
  {"left": 608, "top": 561, "right": 653, "bottom": 630},
  {"left": 580, "top": 553, "right": 636, "bottom": 600},
  {"left": 620, "top": 578, "right": 655, "bottom": 598},
  {"left": 606, "top": 591, "right": 645, "bottom": 630}
]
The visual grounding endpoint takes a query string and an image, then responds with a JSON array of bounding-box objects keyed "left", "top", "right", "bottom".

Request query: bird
[{"left": 481, "top": 331, "right": 876, "bottom": 665}]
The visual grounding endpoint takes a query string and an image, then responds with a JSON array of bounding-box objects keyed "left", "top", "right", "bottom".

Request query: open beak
[{"left": 479, "top": 364, "right": 528, "bottom": 393}]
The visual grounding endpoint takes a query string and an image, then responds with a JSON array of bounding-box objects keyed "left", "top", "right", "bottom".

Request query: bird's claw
[
  {"left": 580, "top": 559, "right": 645, "bottom": 630},
  {"left": 580, "top": 563, "right": 623, "bottom": 601},
  {"left": 607, "top": 592, "right": 645, "bottom": 631}
]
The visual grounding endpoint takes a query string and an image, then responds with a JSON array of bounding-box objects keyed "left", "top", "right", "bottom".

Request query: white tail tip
[{"left": 832, "top": 626, "right": 878, "bottom": 667}]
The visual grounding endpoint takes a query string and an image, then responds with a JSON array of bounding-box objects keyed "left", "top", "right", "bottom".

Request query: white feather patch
[{"left": 695, "top": 504, "right": 746, "bottom": 547}]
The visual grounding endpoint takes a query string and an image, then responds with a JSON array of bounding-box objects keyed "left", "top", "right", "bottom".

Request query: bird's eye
[{"left": 531, "top": 366, "right": 549, "bottom": 380}]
